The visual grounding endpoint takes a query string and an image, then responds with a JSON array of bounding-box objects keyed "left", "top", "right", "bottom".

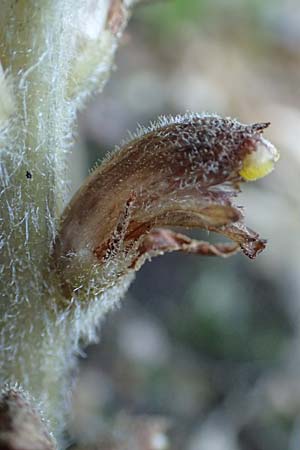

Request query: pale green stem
[{"left": 0, "top": 0, "right": 132, "bottom": 439}]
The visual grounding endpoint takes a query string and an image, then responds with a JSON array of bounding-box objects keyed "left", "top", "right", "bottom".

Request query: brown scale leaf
[
  {"left": 0, "top": 388, "right": 56, "bottom": 450},
  {"left": 107, "top": 0, "right": 128, "bottom": 37},
  {"left": 52, "top": 113, "right": 276, "bottom": 297}
]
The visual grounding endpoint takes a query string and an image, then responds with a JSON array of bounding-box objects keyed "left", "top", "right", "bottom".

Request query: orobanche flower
[{"left": 52, "top": 113, "right": 279, "bottom": 298}]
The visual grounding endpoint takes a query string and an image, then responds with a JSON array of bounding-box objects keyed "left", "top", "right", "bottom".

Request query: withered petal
[
  {"left": 210, "top": 222, "right": 267, "bottom": 259},
  {"left": 131, "top": 228, "right": 240, "bottom": 271}
]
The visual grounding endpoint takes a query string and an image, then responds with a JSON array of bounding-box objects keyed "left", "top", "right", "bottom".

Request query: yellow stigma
[{"left": 239, "top": 138, "right": 279, "bottom": 181}]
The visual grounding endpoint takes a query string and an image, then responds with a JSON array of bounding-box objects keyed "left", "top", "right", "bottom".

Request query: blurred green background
[{"left": 69, "top": 1, "right": 300, "bottom": 449}]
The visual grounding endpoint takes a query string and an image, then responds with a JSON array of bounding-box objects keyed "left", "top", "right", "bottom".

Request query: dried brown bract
[
  {"left": 107, "top": 0, "right": 128, "bottom": 37},
  {"left": 0, "top": 388, "right": 56, "bottom": 450},
  {"left": 52, "top": 113, "right": 278, "bottom": 298}
]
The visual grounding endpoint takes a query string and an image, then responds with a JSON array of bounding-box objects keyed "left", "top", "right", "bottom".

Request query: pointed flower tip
[{"left": 52, "top": 114, "right": 277, "bottom": 298}]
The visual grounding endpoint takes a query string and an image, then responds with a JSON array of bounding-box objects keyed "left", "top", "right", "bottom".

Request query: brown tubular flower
[{"left": 52, "top": 113, "right": 278, "bottom": 298}]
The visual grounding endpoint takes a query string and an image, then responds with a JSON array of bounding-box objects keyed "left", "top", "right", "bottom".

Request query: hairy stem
[{"left": 0, "top": 0, "right": 132, "bottom": 439}]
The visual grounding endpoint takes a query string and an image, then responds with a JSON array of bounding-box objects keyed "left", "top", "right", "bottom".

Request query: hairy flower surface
[{"left": 52, "top": 113, "right": 278, "bottom": 298}]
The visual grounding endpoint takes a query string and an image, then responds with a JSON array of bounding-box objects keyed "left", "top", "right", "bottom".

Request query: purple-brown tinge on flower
[{"left": 52, "top": 114, "right": 278, "bottom": 297}]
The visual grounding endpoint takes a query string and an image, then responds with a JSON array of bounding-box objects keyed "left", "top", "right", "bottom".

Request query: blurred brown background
[{"left": 68, "top": 1, "right": 300, "bottom": 449}]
